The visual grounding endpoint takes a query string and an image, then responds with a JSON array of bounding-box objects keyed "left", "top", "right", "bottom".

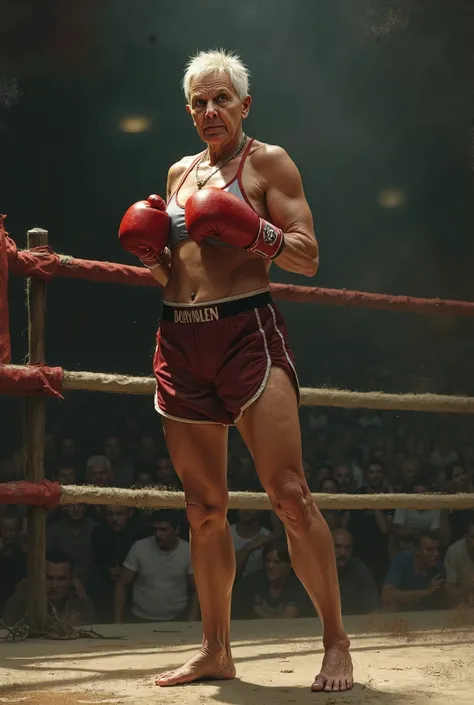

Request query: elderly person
[{"left": 118, "top": 49, "right": 352, "bottom": 692}]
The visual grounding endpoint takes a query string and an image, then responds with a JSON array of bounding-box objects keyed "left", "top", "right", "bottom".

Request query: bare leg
[
  {"left": 155, "top": 418, "right": 236, "bottom": 686},
  {"left": 237, "top": 367, "right": 353, "bottom": 693}
]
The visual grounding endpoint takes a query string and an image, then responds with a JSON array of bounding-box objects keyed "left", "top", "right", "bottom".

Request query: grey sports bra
[{"left": 166, "top": 137, "right": 255, "bottom": 249}]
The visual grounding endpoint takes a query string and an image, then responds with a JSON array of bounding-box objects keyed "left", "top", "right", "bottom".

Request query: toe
[
  {"left": 311, "top": 676, "right": 325, "bottom": 692},
  {"left": 324, "top": 679, "right": 335, "bottom": 692}
]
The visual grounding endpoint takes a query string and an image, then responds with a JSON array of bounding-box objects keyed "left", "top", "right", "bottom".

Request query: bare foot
[
  {"left": 155, "top": 648, "right": 236, "bottom": 687},
  {"left": 312, "top": 640, "right": 353, "bottom": 692}
]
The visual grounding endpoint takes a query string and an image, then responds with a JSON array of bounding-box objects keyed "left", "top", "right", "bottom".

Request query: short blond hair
[{"left": 182, "top": 48, "right": 250, "bottom": 102}]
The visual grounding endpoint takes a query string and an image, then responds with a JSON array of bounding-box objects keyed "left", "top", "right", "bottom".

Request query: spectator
[
  {"left": 430, "top": 426, "right": 458, "bottom": 471},
  {"left": 91, "top": 506, "right": 136, "bottom": 621},
  {"left": 0, "top": 510, "right": 27, "bottom": 612},
  {"left": 104, "top": 434, "right": 135, "bottom": 488},
  {"left": 58, "top": 434, "right": 81, "bottom": 469},
  {"left": 156, "top": 456, "right": 181, "bottom": 490},
  {"left": 115, "top": 510, "right": 197, "bottom": 623},
  {"left": 394, "top": 459, "right": 419, "bottom": 493},
  {"left": 137, "top": 433, "right": 159, "bottom": 465},
  {"left": 332, "top": 529, "right": 379, "bottom": 615},
  {"left": 348, "top": 459, "right": 393, "bottom": 588},
  {"left": 55, "top": 465, "right": 77, "bottom": 485},
  {"left": 382, "top": 531, "right": 446, "bottom": 612},
  {"left": 445, "top": 461, "right": 474, "bottom": 543},
  {"left": 134, "top": 465, "right": 155, "bottom": 487},
  {"left": 233, "top": 540, "right": 312, "bottom": 619},
  {"left": 392, "top": 475, "right": 441, "bottom": 551},
  {"left": 319, "top": 477, "right": 350, "bottom": 531},
  {"left": 46, "top": 504, "right": 97, "bottom": 593},
  {"left": 314, "top": 463, "right": 333, "bottom": 487},
  {"left": 444, "top": 519, "right": 474, "bottom": 606},
  {"left": 334, "top": 464, "right": 357, "bottom": 494},
  {"left": 231, "top": 509, "right": 272, "bottom": 580},
  {"left": 86, "top": 455, "right": 113, "bottom": 487},
  {"left": 3, "top": 551, "right": 95, "bottom": 626}
]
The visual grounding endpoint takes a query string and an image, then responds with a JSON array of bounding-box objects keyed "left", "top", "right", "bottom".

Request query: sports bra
[{"left": 166, "top": 137, "right": 255, "bottom": 249}]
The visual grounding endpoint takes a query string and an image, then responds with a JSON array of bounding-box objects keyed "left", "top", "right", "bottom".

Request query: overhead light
[
  {"left": 118, "top": 116, "right": 152, "bottom": 133},
  {"left": 377, "top": 187, "right": 407, "bottom": 209}
]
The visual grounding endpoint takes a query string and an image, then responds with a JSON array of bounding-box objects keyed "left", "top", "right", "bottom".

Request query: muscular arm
[{"left": 258, "top": 145, "right": 318, "bottom": 277}]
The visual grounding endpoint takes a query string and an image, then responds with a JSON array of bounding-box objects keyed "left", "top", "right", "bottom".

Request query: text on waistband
[{"left": 173, "top": 306, "right": 219, "bottom": 323}]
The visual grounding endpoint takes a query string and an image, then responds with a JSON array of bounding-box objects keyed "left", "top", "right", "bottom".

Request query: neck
[
  {"left": 270, "top": 574, "right": 290, "bottom": 593},
  {"left": 414, "top": 555, "right": 428, "bottom": 574},
  {"left": 206, "top": 130, "right": 244, "bottom": 166}
]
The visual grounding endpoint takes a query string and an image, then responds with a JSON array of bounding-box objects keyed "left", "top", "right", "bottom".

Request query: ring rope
[
  {"left": 60, "top": 485, "right": 474, "bottom": 511},
  {"left": 2, "top": 364, "right": 474, "bottom": 413}
]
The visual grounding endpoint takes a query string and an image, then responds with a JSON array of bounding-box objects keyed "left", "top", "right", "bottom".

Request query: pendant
[{"left": 197, "top": 180, "right": 204, "bottom": 189}]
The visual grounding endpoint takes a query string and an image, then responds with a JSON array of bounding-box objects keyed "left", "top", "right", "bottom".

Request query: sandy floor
[{"left": 0, "top": 611, "right": 473, "bottom": 705}]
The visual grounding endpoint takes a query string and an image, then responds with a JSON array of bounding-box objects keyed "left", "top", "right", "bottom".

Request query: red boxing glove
[
  {"left": 185, "top": 188, "right": 285, "bottom": 259},
  {"left": 118, "top": 194, "right": 169, "bottom": 269}
]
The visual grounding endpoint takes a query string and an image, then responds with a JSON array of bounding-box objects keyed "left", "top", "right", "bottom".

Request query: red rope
[{"left": 5, "top": 231, "right": 474, "bottom": 317}]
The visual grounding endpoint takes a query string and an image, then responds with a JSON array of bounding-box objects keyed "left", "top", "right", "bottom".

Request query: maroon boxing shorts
[{"left": 153, "top": 288, "right": 299, "bottom": 425}]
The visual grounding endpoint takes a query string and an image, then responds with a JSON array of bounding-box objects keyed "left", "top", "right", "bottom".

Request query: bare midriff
[{"left": 164, "top": 239, "right": 271, "bottom": 304}]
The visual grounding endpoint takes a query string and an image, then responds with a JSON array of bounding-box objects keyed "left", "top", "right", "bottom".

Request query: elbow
[{"left": 302, "top": 251, "right": 319, "bottom": 278}]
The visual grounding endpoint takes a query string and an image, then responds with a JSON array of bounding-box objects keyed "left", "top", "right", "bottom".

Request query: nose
[{"left": 205, "top": 101, "right": 218, "bottom": 118}]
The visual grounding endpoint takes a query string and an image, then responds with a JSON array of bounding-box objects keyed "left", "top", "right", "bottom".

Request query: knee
[
  {"left": 268, "top": 471, "right": 314, "bottom": 533},
  {"left": 185, "top": 492, "right": 228, "bottom": 535}
]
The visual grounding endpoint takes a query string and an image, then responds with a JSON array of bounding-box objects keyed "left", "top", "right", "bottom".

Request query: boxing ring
[{"left": 2, "top": 217, "right": 474, "bottom": 704}]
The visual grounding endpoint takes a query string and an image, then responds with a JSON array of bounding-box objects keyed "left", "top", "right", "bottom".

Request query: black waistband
[{"left": 162, "top": 291, "right": 272, "bottom": 323}]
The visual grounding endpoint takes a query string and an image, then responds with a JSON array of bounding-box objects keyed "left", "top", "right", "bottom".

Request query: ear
[
  {"left": 186, "top": 104, "right": 192, "bottom": 114},
  {"left": 242, "top": 94, "right": 252, "bottom": 120}
]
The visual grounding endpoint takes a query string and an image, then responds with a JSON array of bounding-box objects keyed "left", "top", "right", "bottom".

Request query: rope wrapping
[{"left": 0, "top": 364, "right": 64, "bottom": 398}]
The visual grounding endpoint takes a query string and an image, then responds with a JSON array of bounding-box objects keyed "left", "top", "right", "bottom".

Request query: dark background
[{"left": 2, "top": 0, "right": 474, "bottom": 452}]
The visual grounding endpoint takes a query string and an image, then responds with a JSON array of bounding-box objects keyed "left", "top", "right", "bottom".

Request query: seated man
[
  {"left": 392, "top": 476, "right": 441, "bottom": 551},
  {"left": 230, "top": 509, "right": 272, "bottom": 581},
  {"left": 444, "top": 519, "right": 474, "bottom": 606},
  {"left": 3, "top": 551, "right": 95, "bottom": 626},
  {"left": 91, "top": 505, "right": 137, "bottom": 621},
  {"left": 114, "top": 510, "right": 197, "bottom": 623},
  {"left": 233, "top": 540, "right": 312, "bottom": 619},
  {"left": 332, "top": 529, "right": 379, "bottom": 616},
  {"left": 382, "top": 531, "right": 446, "bottom": 612}
]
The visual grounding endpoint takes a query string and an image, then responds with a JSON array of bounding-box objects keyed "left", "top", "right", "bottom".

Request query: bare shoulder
[
  {"left": 249, "top": 140, "right": 300, "bottom": 179},
  {"left": 166, "top": 157, "right": 190, "bottom": 196}
]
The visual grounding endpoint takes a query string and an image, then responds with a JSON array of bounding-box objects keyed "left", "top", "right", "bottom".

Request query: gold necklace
[{"left": 195, "top": 134, "right": 247, "bottom": 190}]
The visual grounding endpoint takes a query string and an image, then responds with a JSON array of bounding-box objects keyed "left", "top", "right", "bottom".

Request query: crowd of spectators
[{"left": 1, "top": 401, "right": 474, "bottom": 627}]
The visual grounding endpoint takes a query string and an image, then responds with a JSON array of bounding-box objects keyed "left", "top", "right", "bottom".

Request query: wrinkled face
[
  {"left": 105, "top": 506, "right": 129, "bottom": 532},
  {"left": 333, "top": 532, "right": 353, "bottom": 569},
  {"left": 186, "top": 71, "right": 251, "bottom": 145},
  {"left": 46, "top": 562, "right": 72, "bottom": 602},
  {"left": 264, "top": 550, "right": 292, "bottom": 583}
]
